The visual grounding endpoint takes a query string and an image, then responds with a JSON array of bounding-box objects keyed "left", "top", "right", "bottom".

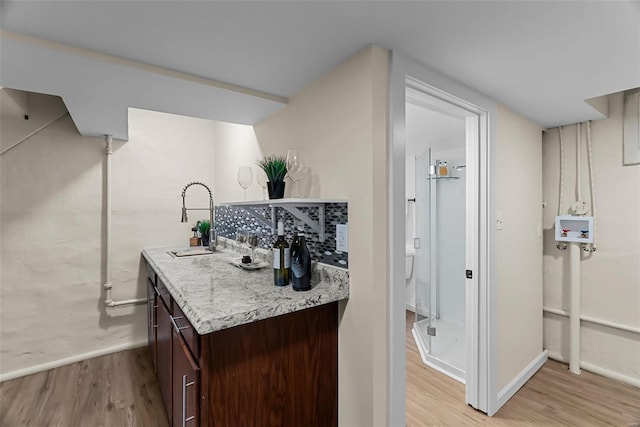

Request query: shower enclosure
[{"left": 412, "top": 147, "right": 466, "bottom": 382}]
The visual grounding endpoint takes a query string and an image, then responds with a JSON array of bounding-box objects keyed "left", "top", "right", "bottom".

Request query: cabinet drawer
[
  {"left": 145, "top": 260, "right": 157, "bottom": 286},
  {"left": 156, "top": 277, "right": 171, "bottom": 309},
  {"left": 171, "top": 301, "right": 200, "bottom": 360}
]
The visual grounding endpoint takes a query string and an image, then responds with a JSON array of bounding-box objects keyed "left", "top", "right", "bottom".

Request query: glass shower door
[{"left": 413, "top": 148, "right": 433, "bottom": 351}]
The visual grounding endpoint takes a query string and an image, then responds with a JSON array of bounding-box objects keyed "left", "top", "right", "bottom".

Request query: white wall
[
  {"left": 495, "top": 104, "right": 544, "bottom": 391},
  {"left": 0, "top": 98, "right": 216, "bottom": 378},
  {"left": 213, "top": 122, "right": 264, "bottom": 203},
  {"left": 215, "top": 46, "right": 390, "bottom": 427},
  {"left": 542, "top": 92, "right": 640, "bottom": 383}
]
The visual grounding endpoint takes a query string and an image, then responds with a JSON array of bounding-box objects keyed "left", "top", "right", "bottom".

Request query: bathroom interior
[{"left": 405, "top": 89, "right": 469, "bottom": 383}]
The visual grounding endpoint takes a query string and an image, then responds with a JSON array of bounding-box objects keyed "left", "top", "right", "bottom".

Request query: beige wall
[
  {"left": 213, "top": 122, "right": 265, "bottom": 203},
  {"left": 495, "top": 104, "right": 544, "bottom": 390},
  {"left": 0, "top": 101, "right": 216, "bottom": 377},
  {"left": 542, "top": 92, "right": 640, "bottom": 381},
  {"left": 214, "top": 46, "right": 390, "bottom": 426}
]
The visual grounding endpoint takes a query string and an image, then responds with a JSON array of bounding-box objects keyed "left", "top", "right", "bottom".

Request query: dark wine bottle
[
  {"left": 289, "top": 230, "right": 299, "bottom": 269},
  {"left": 290, "top": 228, "right": 312, "bottom": 291},
  {"left": 273, "top": 221, "right": 290, "bottom": 286}
]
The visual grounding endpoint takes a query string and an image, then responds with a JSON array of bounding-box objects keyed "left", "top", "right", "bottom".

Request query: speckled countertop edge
[{"left": 142, "top": 242, "right": 349, "bottom": 335}]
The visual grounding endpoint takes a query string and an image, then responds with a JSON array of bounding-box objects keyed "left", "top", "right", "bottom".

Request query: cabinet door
[
  {"left": 156, "top": 298, "right": 173, "bottom": 425},
  {"left": 172, "top": 322, "right": 200, "bottom": 427},
  {"left": 147, "top": 279, "right": 158, "bottom": 372}
]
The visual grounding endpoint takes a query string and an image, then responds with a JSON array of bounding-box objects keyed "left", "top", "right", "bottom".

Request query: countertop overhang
[{"left": 142, "top": 246, "right": 349, "bottom": 335}]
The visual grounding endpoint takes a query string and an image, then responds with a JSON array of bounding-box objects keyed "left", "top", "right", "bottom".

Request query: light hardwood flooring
[
  {"left": 406, "top": 311, "right": 640, "bottom": 426},
  {"left": 1, "top": 319, "right": 638, "bottom": 426},
  {"left": 0, "top": 347, "right": 168, "bottom": 427}
]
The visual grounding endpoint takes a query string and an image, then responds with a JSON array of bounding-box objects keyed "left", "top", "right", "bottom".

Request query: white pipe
[
  {"left": 576, "top": 123, "right": 582, "bottom": 202},
  {"left": 558, "top": 126, "right": 565, "bottom": 216},
  {"left": 569, "top": 242, "right": 581, "bottom": 374},
  {"left": 586, "top": 121, "right": 597, "bottom": 251},
  {"left": 107, "top": 298, "right": 146, "bottom": 308},
  {"left": 104, "top": 135, "right": 113, "bottom": 305},
  {"left": 543, "top": 307, "right": 640, "bottom": 335},
  {"left": 102, "top": 135, "right": 145, "bottom": 308},
  {"left": 0, "top": 112, "right": 69, "bottom": 156}
]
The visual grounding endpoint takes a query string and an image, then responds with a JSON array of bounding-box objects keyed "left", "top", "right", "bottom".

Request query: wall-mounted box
[{"left": 555, "top": 215, "right": 594, "bottom": 243}]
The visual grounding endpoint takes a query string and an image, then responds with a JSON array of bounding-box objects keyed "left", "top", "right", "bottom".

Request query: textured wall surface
[
  {"left": 542, "top": 92, "right": 640, "bottom": 382},
  {"left": 0, "top": 102, "right": 216, "bottom": 377}
]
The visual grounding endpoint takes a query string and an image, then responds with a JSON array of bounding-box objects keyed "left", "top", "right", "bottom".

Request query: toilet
[{"left": 405, "top": 244, "right": 416, "bottom": 280}]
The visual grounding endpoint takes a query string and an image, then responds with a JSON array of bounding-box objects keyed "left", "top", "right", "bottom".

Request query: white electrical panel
[{"left": 555, "top": 216, "right": 594, "bottom": 243}]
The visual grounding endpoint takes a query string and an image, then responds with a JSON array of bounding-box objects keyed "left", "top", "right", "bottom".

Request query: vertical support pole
[
  {"left": 104, "top": 135, "right": 113, "bottom": 306},
  {"left": 569, "top": 242, "right": 581, "bottom": 374}
]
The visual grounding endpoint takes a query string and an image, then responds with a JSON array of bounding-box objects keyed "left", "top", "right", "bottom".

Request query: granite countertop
[{"left": 142, "top": 245, "right": 349, "bottom": 335}]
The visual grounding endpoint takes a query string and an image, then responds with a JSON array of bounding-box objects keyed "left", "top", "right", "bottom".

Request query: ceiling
[
  {"left": 1, "top": 1, "right": 639, "bottom": 138},
  {"left": 406, "top": 102, "right": 465, "bottom": 157}
]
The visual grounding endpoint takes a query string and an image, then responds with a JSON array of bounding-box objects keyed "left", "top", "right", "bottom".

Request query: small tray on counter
[
  {"left": 228, "top": 259, "right": 269, "bottom": 271},
  {"left": 169, "top": 248, "right": 214, "bottom": 257}
]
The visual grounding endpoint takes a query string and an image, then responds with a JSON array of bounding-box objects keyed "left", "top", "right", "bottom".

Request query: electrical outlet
[{"left": 336, "top": 223, "right": 348, "bottom": 253}]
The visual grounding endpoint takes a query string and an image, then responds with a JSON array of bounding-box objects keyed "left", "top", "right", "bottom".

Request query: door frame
[{"left": 388, "top": 50, "right": 498, "bottom": 426}]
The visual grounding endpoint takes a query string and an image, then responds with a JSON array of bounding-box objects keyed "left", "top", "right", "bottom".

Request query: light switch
[
  {"left": 496, "top": 211, "right": 504, "bottom": 230},
  {"left": 336, "top": 224, "right": 348, "bottom": 253}
]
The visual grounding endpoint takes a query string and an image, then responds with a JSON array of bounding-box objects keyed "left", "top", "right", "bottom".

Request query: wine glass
[
  {"left": 237, "top": 166, "right": 253, "bottom": 200},
  {"left": 286, "top": 149, "right": 304, "bottom": 197},
  {"left": 235, "top": 227, "right": 247, "bottom": 253},
  {"left": 256, "top": 168, "right": 268, "bottom": 200},
  {"left": 247, "top": 231, "right": 259, "bottom": 263}
]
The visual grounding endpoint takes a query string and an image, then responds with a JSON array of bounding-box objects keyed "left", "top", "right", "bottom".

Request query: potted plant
[
  {"left": 257, "top": 155, "right": 288, "bottom": 199},
  {"left": 197, "top": 220, "right": 211, "bottom": 247}
]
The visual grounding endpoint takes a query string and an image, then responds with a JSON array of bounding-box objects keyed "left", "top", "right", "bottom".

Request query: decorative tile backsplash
[{"left": 215, "top": 203, "right": 348, "bottom": 268}]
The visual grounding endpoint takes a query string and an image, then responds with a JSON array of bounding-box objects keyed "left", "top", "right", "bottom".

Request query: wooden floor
[
  {"left": 1, "top": 319, "right": 638, "bottom": 426},
  {"left": 406, "top": 311, "right": 640, "bottom": 426},
  {"left": 0, "top": 347, "right": 168, "bottom": 427}
]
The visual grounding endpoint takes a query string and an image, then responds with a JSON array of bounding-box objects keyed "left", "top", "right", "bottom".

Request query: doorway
[
  {"left": 388, "top": 56, "right": 495, "bottom": 424},
  {"left": 406, "top": 88, "right": 469, "bottom": 383},
  {"left": 404, "top": 82, "right": 484, "bottom": 402}
]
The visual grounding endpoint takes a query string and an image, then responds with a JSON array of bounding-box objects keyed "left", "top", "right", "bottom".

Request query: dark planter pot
[
  {"left": 267, "top": 181, "right": 286, "bottom": 199},
  {"left": 201, "top": 233, "right": 210, "bottom": 247}
]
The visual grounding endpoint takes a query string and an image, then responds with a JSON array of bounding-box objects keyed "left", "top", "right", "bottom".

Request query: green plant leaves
[
  {"left": 257, "top": 155, "right": 288, "bottom": 182},
  {"left": 197, "top": 220, "right": 211, "bottom": 235}
]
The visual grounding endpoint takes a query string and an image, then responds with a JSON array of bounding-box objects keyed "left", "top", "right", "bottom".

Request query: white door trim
[{"left": 388, "top": 50, "right": 498, "bottom": 426}]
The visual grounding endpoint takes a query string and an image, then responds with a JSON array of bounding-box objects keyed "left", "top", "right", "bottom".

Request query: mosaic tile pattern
[{"left": 215, "top": 203, "right": 348, "bottom": 268}]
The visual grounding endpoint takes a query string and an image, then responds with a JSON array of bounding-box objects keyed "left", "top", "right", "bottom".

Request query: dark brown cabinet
[
  {"left": 147, "top": 279, "right": 158, "bottom": 373},
  {"left": 145, "top": 260, "right": 338, "bottom": 427},
  {"left": 172, "top": 324, "right": 200, "bottom": 427},
  {"left": 156, "top": 288, "right": 174, "bottom": 425}
]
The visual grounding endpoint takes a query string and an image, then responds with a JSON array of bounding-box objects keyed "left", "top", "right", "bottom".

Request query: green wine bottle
[{"left": 273, "top": 221, "right": 290, "bottom": 286}]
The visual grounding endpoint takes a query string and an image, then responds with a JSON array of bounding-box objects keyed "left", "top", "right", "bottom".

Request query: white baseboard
[
  {"left": 547, "top": 350, "right": 640, "bottom": 388},
  {"left": 0, "top": 339, "right": 148, "bottom": 382},
  {"left": 496, "top": 350, "right": 548, "bottom": 409}
]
